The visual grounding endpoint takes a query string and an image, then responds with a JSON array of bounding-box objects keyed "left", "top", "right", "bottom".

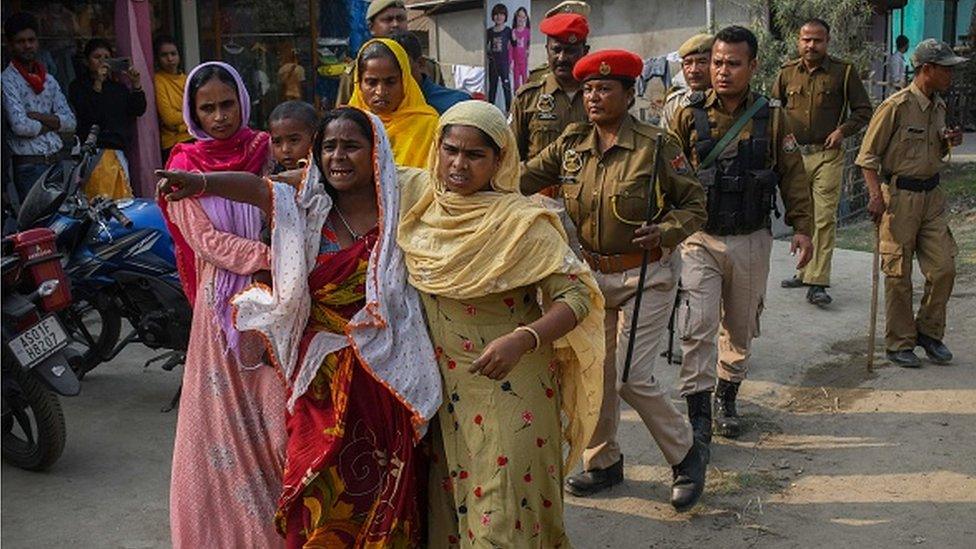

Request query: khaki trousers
[
  {"left": 798, "top": 148, "right": 844, "bottom": 286},
  {"left": 678, "top": 229, "right": 773, "bottom": 389},
  {"left": 583, "top": 253, "right": 694, "bottom": 469},
  {"left": 879, "top": 184, "right": 957, "bottom": 351}
]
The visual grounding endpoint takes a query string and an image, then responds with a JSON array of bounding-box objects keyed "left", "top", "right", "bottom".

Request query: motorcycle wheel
[
  {"left": 61, "top": 298, "right": 121, "bottom": 379},
  {"left": 1, "top": 360, "right": 67, "bottom": 471}
]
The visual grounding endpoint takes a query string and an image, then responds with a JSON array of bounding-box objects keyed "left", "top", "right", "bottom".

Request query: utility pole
[{"left": 706, "top": 0, "right": 715, "bottom": 33}]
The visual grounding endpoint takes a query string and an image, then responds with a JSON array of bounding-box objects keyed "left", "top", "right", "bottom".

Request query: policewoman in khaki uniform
[
  {"left": 334, "top": 0, "right": 444, "bottom": 106},
  {"left": 660, "top": 33, "right": 713, "bottom": 132},
  {"left": 671, "top": 26, "right": 813, "bottom": 442},
  {"left": 521, "top": 50, "right": 709, "bottom": 512},
  {"left": 855, "top": 39, "right": 966, "bottom": 368},
  {"left": 773, "top": 18, "right": 873, "bottom": 305}
]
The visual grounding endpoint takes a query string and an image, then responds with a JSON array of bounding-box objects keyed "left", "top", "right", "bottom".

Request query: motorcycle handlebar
[{"left": 105, "top": 202, "right": 132, "bottom": 228}]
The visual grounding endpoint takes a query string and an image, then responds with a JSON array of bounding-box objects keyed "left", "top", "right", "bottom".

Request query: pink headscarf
[{"left": 160, "top": 62, "right": 270, "bottom": 358}]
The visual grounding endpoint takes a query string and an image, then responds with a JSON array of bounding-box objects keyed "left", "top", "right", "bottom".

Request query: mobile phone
[{"left": 104, "top": 57, "right": 131, "bottom": 73}]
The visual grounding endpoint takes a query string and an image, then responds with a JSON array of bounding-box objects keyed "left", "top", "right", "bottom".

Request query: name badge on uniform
[
  {"left": 536, "top": 93, "right": 557, "bottom": 120},
  {"left": 561, "top": 149, "right": 583, "bottom": 182},
  {"left": 782, "top": 133, "right": 799, "bottom": 153}
]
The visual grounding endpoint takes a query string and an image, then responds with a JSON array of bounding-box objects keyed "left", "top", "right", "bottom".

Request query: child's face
[
  {"left": 515, "top": 11, "right": 526, "bottom": 26},
  {"left": 270, "top": 117, "right": 314, "bottom": 170},
  {"left": 493, "top": 13, "right": 506, "bottom": 25}
]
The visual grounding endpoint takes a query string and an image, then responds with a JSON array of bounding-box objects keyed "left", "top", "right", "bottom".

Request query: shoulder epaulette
[
  {"left": 515, "top": 78, "right": 545, "bottom": 97},
  {"left": 781, "top": 57, "right": 802, "bottom": 68},
  {"left": 632, "top": 118, "right": 663, "bottom": 139}
]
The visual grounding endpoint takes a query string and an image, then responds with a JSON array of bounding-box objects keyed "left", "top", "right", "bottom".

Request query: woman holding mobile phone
[{"left": 68, "top": 38, "right": 147, "bottom": 199}]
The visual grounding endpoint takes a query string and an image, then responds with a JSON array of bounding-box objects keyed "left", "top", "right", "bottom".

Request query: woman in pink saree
[{"left": 160, "top": 61, "right": 286, "bottom": 548}]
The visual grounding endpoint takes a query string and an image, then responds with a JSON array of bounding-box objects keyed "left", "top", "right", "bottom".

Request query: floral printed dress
[{"left": 423, "top": 275, "right": 590, "bottom": 548}]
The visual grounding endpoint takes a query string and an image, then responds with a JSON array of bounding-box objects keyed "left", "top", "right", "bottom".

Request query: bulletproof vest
[{"left": 692, "top": 101, "right": 780, "bottom": 236}]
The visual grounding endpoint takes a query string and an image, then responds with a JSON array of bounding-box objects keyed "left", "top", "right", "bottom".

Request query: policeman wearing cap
[
  {"left": 525, "top": 1, "right": 592, "bottom": 84},
  {"left": 510, "top": 12, "right": 590, "bottom": 164},
  {"left": 670, "top": 26, "right": 813, "bottom": 443},
  {"left": 855, "top": 38, "right": 966, "bottom": 368},
  {"left": 521, "top": 49, "right": 709, "bottom": 511},
  {"left": 775, "top": 18, "right": 873, "bottom": 306},
  {"left": 335, "top": 0, "right": 445, "bottom": 105},
  {"left": 660, "top": 33, "right": 714, "bottom": 132}
]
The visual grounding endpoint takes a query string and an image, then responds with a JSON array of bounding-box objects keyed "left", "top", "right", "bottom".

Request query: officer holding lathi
[
  {"left": 521, "top": 50, "right": 709, "bottom": 511},
  {"left": 855, "top": 39, "right": 966, "bottom": 368},
  {"left": 670, "top": 26, "right": 813, "bottom": 443}
]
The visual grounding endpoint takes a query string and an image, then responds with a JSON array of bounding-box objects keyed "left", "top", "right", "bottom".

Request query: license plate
[{"left": 8, "top": 315, "right": 69, "bottom": 369}]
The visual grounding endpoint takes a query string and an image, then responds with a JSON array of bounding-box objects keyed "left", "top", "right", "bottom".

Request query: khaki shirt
[
  {"left": 659, "top": 88, "right": 706, "bottom": 132},
  {"left": 335, "top": 56, "right": 444, "bottom": 106},
  {"left": 521, "top": 115, "right": 707, "bottom": 254},
  {"left": 671, "top": 89, "right": 813, "bottom": 236},
  {"left": 772, "top": 56, "right": 873, "bottom": 144},
  {"left": 855, "top": 82, "right": 950, "bottom": 180},
  {"left": 509, "top": 72, "right": 586, "bottom": 160}
]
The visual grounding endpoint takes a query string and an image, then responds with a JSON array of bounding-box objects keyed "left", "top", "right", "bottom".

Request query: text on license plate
[{"left": 8, "top": 316, "right": 69, "bottom": 369}]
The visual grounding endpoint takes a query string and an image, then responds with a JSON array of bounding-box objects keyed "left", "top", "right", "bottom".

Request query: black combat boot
[
  {"left": 564, "top": 456, "right": 624, "bottom": 497},
  {"left": 713, "top": 379, "right": 742, "bottom": 439},
  {"left": 670, "top": 438, "right": 708, "bottom": 512},
  {"left": 685, "top": 391, "right": 712, "bottom": 446}
]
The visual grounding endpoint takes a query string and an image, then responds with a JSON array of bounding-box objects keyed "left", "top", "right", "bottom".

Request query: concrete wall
[{"left": 428, "top": 0, "right": 749, "bottom": 67}]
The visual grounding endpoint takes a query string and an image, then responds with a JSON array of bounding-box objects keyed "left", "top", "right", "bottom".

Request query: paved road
[{"left": 3, "top": 241, "right": 974, "bottom": 548}]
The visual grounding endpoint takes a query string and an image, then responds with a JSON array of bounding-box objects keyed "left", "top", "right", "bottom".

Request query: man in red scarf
[{"left": 2, "top": 12, "right": 76, "bottom": 205}]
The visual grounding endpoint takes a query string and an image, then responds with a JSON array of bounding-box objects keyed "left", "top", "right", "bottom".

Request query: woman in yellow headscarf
[
  {"left": 397, "top": 100, "right": 605, "bottom": 547},
  {"left": 348, "top": 38, "right": 438, "bottom": 168}
]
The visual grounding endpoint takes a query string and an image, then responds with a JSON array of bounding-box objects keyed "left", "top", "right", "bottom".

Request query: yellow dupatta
[
  {"left": 349, "top": 38, "right": 438, "bottom": 168},
  {"left": 396, "top": 100, "right": 605, "bottom": 474}
]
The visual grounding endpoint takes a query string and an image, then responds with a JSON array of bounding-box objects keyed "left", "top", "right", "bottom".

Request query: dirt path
[{"left": 565, "top": 243, "right": 976, "bottom": 548}]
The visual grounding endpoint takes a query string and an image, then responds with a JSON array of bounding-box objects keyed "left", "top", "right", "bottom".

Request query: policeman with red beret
[
  {"left": 510, "top": 12, "right": 591, "bottom": 164},
  {"left": 521, "top": 49, "right": 710, "bottom": 511}
]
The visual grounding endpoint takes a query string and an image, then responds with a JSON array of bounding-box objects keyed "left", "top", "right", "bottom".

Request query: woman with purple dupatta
[{"left": 160, "top": 61, "right": 286, "bottom": 548}]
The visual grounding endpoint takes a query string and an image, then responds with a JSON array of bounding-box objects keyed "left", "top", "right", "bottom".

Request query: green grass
[{"left": 835, "top": 162, "right": 976, "bottom": 275}]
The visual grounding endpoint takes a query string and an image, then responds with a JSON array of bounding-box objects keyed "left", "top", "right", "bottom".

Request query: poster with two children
[{"left": 484, "top": 1, "right": 531, "bottom": 113}]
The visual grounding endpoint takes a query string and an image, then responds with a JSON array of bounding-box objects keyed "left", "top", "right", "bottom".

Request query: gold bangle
[{"left": 514, "top": 325, "right": 540, "bottom": 352}]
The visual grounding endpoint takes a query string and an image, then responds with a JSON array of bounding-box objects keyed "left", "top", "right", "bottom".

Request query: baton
[
  {"left": 867, "top": 224, "right": 880, "bottom": 372},
  {"left": 622, "top": 134, "right": 666, "bottom": 383}
]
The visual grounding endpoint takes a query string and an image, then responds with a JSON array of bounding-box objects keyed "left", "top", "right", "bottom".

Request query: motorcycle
[
  {"left": 16, "top": 127, "right": 191, "bottom": 385},
  {"left": 1, "top": 227, "right": 80, "bottom": 470}
]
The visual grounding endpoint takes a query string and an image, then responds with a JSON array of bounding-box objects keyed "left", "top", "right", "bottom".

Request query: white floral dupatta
[{"left": 232, "top": 111, "right": 442, "bottom": 438}]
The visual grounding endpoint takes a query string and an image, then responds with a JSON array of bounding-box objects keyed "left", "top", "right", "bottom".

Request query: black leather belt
[{"left": 894, "top": 174, "right": 940, "bottom": 192}]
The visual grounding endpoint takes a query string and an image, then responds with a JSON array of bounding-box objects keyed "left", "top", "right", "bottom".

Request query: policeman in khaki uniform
[
  {"left": 510, "top": 13, "right": 589, "bottom": 163},
  {"left": 855, "top": 39, "right": 966, "bottom": 368},
  {"left": 521, "top": 50, "right": 709, "bottom": 511},
  {"left": 671, "top": 26, "right": 813, "bottom": 442},
  {"left": 774, "top": 18, "right": 873, "bottom": 306},
  {"left": 334, "top": 0, "right": 444, "bottom": 106},
  {"left": 525, "top": 1, "right": 592, "bottom": 85},
  {"left": 660, "top": 33, "right": 713, "bottom": 132}
]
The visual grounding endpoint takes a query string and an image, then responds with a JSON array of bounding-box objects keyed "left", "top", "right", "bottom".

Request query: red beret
[
  {"left": 572, "top": 49, "right": 643, "bottom": 82},
  {"left": 539, "top": 13, "right": 589, "bottom": 44}
]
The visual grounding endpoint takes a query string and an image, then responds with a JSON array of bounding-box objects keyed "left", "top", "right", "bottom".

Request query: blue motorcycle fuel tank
[{"left": 68, "top": 198, "right": 178, "bottom": 282}]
